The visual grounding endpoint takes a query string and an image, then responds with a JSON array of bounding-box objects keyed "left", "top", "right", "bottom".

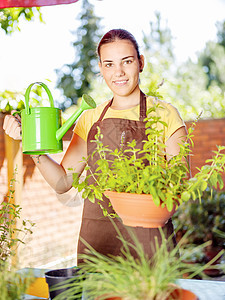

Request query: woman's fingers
[
  {"left": 3, "top": 114, "right": 22, "bottom": 140},
  {"left": 12, "top": 110, "right": 21, "bottom": 123}
]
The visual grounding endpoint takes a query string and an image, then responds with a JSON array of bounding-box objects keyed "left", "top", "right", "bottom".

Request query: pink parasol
[{"left": 0, "top": 0, "right": 79, "bottom": 8}]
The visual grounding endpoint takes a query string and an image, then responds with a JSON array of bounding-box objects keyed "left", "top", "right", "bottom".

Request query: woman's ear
[
  {"left": 139, "top": 55, "right": 145, "bottom": 73},
  {"left": 98, "top": 61, "right": 103, "bottom": 76}
]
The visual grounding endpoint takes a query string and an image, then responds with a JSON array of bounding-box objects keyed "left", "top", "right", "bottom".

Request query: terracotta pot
[
  {"left": 99, "top": 288, "right": 197, "bottom": 300},
  {"left": 104, "top": 191, "right": 176, "bottom": 228},
  {"left": 169, "top": 288, "right": 197, "bottom": 300},
  {"left": 103, "top": 298, "right": 122, "bottom": 300},
  {"left": 95, "top": 297, "right": 121, "bottom": 300}
]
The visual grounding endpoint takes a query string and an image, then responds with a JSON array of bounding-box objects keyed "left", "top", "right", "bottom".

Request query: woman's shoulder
[
  {"left": 82, "top": 99, "right": 111, "bottom": 119},
  {"left": 146, "top": 95, "right": 180, "bottom": 115},
  {"left": 77, "top": 98, "right": 110, "bottom": 126},
  {"left": 74, "top": 99, "right": 111, "bottom": 141},
  {"left": 146, "top": 95, "right": 175, "bottom": 109}
]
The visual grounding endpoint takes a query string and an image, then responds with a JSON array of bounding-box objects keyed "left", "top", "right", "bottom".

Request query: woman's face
[{"left": 98, "top": 39, "right": 144, "bottom": 98}]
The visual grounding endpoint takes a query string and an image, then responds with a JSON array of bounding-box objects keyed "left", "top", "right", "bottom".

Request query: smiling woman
[
  {"left": 72, "top": 28, "right": 187, "bottom": 263},
  {"left": 3, "top": 28, "right": 187, "bottom": 265}
]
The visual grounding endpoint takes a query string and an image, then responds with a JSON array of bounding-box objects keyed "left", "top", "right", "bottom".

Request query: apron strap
[
  {"left": 97, "top": 99, "right": 113, "bottom": 122},
  {"left": 97, "top": 91, "right": 147, "bottom": 122},
  {"left": 140, "top": 90, "right": 147, "bottom": 121}
]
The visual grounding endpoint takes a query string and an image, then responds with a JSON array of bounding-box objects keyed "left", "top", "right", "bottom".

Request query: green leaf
[
  {"left": 209, "top": 173, "right": 218, "bottom": 187},
  {"left": 82, "top": 189, "right": 90, "bottom": 200},
  {"left": 166, "top": 197, "right": 174, "bottom": 212},
  {"left": 200, "top": 181, "right": 208, "bottom": 192},
  {"left": 181, "top": 191, "right": 191, "bottom": 202},
  {"left": 94, "top": 189, "right": 103, "bottom": 200},
  {"left": 218, "top": 174, "right": 224, "bottom": 190},
  {"left": 152, "top": 194, "right": 160, "bottom": 207},
  {"left": 191, "top": 191, "right": 197, "bottom": 200},
  {"left": 88, "top": 192, "right": 95, "bottom": 203}
]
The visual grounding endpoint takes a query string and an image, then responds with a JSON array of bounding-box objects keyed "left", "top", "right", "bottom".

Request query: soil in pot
[{"left": 45, "top": 267, "right": 82, "bottom": 299}]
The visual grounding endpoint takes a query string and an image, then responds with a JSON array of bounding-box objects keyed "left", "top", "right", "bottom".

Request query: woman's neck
[{"left": 110, "top": 89, "right": 141, "bottom": 110}]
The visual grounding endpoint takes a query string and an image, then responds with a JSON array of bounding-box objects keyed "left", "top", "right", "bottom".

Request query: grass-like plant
[
  {"left": 72, "top": 104, "right": 225, "bottom": 216},
  {"left": 53, "top": 222, "right": 224, "bottom": 300},
  {"left": 0, "top": 262, "right": 34, "bottom": 300}
]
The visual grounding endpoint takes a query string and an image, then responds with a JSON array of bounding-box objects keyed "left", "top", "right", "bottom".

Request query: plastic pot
[{"left": 45, "top": 267, "right": 83, "bottom": 299}]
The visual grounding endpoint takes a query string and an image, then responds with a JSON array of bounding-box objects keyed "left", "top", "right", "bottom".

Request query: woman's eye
[
  {"left": 105, "top": 63, "right": 113, "bottom": 68},
  {"left": 124, "top": 60, "right": 132, "bottom": 65}
]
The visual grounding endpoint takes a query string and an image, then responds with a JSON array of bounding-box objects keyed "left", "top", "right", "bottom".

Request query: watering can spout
[{"left": 56, "top": 94, "right": 96, "bottom": 141}]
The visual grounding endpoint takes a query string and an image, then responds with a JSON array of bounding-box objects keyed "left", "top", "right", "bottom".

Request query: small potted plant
[
  {"left": 174, "top": 187, "right": 225, "bottom": 248},
  {"left": 174, "top": 187, "right": 225, "bottom": 276},
  {"left": 72, "top": 104, "right": 225, "bottom": 228},
  {"left": 53, "top": 222, "right": 224, "bottom": 300}
]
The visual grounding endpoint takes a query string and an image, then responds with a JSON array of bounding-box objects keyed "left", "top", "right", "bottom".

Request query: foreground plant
[
  {"left": 72, "top": 105, "right": 225, "bottom": 216},
  {"left": 0, "top": 175, "right": 35, "bottom": 300},
  {"left": 0, "top": 261, "right": 34, "bottom": 300},
  {"left": 53, "top": 222, "right": 224, "bottom": 300},
  {"left": 0, "top": 176, "right": 35, "bottom": 261}
]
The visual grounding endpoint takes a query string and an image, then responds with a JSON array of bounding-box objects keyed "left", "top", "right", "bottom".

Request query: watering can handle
[{"left": 25, "top": 82, "right": 54, "bottom": 115}]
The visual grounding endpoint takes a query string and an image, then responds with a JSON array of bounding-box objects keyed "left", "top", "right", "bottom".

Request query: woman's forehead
[{"left": 100, "top": 40, "right": 138, "bottom": 60}]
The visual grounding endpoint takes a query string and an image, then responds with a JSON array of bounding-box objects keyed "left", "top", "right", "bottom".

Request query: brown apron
[{"left": 77, "top": 91, "right": 176, "bottom": 264}]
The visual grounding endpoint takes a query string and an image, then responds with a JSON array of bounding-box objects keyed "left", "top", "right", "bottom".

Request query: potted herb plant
[
  {"left": 53, "top": 222, "right": 224, "bottom": 300},
  {"left": 72, "top": 104, "right": 225, "bottom": 228}
]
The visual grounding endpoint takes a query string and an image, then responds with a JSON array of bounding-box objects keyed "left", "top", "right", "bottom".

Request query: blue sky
[{"left": 1, "top": 0, "right": 225, "bottom": 96}]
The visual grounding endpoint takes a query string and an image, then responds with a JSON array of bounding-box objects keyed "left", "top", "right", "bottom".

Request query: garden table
[
  {"left": 24, "top": 278, "right": 225, "bottom": 300},
  {"left": 177, "top": 279, "right": 225, "bottom": 300}
]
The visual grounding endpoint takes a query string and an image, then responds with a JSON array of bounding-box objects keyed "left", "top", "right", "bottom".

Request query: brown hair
[{"left": 97, "top": 29, "right": 141, "bottom": 60}]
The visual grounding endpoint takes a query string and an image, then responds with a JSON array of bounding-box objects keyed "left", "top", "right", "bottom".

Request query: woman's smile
[{"left": 113, "top": 79, "right": 128, "bottom": 86}]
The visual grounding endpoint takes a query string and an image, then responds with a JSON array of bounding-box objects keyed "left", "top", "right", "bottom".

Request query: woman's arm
[
  {"left": 32, "top": 132, "right": 87, "bottom": 194},
  {"left": 3, "top": 114, "right": 87, "bottom": 194},
  {"left": 166, "top": 126, "right": 191, "bottom": 174},
  {"left": 165, "top": 126, "right": 191, "bottom": 178},
  {"left": 165, "top": 126, "right": 188, "bottom": 160}
]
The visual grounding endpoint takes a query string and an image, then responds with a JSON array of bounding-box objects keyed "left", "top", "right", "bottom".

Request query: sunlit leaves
[{"left": 0, "top": 8, "right": 42, "bottom": 34}]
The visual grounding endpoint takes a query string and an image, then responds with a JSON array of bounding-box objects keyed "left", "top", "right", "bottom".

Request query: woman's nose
[{"left": 115, "top": 64, "right": 125, "bottom": 77}]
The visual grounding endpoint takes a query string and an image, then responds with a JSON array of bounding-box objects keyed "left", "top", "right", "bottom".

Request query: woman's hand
[{"left": 3, "top": 112, "right": 22, "bottom": 140}]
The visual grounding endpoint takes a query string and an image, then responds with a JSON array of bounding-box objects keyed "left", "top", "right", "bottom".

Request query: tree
[
  {"left": 0, "top": 7, "right": 43, "bottom": 34},
  {"left": 141, "top": 14, "right": 225, "bottom": 121},
  {"left": 173, "top": 20, "right": 225, "bottom": 120},
  {"left": 55, "top": 0, "right": 102, "bottom": 110},
  {"left": 142, "top": 11, "right": 174, "bottom": 60},
  {"left": 197, "top": 20, "right": 225, "bottom": 91},
  {"left": 217, "top": 20, "right": 225, "bottom": 48},
  {"left": 140, "top": 12, "right": 177, "bottom": 100}
]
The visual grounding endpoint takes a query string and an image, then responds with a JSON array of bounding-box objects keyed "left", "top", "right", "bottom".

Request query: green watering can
[{"left": 17, "top": 82, "right": 96, "bottom": 155}]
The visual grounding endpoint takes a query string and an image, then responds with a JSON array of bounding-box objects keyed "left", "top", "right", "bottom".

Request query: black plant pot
[{"left": 45, "top": 267, "right": 83, "bottom": 299}]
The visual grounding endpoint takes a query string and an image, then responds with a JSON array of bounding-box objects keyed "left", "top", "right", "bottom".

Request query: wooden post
[{"left": 4, "top": 133, "right": 23, "bottom": 266}]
